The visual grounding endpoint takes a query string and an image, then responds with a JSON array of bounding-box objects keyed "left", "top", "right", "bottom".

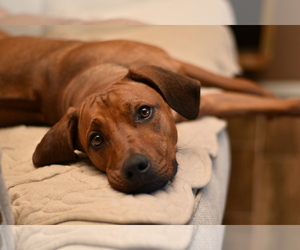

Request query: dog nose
[{"left": 122, "top": 154, "right": 151, "bottom": 181}]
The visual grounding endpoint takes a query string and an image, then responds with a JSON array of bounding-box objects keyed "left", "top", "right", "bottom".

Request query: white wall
[
  {"left": 273, "top": 0, "right": 300, "bottom": 24},
  {"left": 228, "top": 0, "right": 263, "bottom": 24},
  {"left": 0, "top": 0, "right": 46, "bottom": 14},
  {"left": 261, "top": 0, "right": 300, "bottom": 24},
  {"left": 229, "top": 0, "right": 300, "bottom": 24},
  {"left": 1, "top": 0, "right": 300, "bottom": 24},
  {"left": 0, "top": 0, "right": 47, "bottom": 36}
]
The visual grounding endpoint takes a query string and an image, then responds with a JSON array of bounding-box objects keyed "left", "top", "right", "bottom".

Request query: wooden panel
[
  {"left": 251, "top": 117, "right": 300, "bottom": 224},
  {"left": 223, "top": 116, "right": 300, "bottom": 225},
  {"left": 223, "top": 116, "right": 257, "bottom": 224}
]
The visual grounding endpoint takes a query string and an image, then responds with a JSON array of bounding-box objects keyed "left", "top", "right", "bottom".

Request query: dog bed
[
  {"left": 0, "top": 0, "right": 235, "bottom": 25},
  {"left": 1, "top": 225, "right": 225, "bottom": 250},
  {"left": 0, "top": 25, "right": 238, "bottom": 225},
  {"left": 0, "top": 24, "right": 237, "bottom": 249}
]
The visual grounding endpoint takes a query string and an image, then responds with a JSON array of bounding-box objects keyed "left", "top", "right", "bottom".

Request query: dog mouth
[
  {"left": 108, "top": 159, "right": 178, "bottom": 194},
  {"left": 124, "top": 180, "right": 169, "bottom": 194}
]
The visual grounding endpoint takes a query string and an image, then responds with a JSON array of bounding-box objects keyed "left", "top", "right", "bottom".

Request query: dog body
[
  {"left": 0, "top": 37, "right": 183, "bottom": 124},
  {"left": 1, "top": 32, "right": 300, "bottom": 193},
  {"left": 0, "top": 35, "right": 200, "bottom": 193}
]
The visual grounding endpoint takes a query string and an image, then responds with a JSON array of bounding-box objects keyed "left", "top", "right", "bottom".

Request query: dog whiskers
[
  {"left": 176, "top": 150, "right": 190, "bottom": 163},
  {"left": 177, "top": 131, "right": 200, "bottom": 150}
]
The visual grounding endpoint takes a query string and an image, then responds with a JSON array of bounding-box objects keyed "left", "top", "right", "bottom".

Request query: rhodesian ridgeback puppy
[{"left": 1, "top": 31, "right": 300, "bottom": 193}]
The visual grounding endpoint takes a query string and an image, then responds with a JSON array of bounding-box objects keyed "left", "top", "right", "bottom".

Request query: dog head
[{"left": 33, "top": 66, "right": 200, "bottom": 193}]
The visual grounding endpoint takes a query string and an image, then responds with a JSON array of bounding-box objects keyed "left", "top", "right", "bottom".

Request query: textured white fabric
[
  {"left": 6, "top": 225, "right": 226, "bottom": 250},
  {"left": 0, "top": 225, "right": 15, "bottom": 250},
  {"left": 190, "top": 130, "right": 231, "bottom": 225},
  {"left": 1, "top": 224, "right": 227, "bottom": 250},
  {"left": 0, "top": 0, "right": 235, "bottom": 25},
  {"left": 45, "top": 0, "right": 236, "bottom": 25},
  {"left": 190, "top": 225, "right": 225, "bottom": 250},
  {"left": 11, "top": 225, "right": 196, "bottom": 250},
  {"left": 0, "top": 150, "right": 14, "bottom": 225},
  {"left": 0, "top": 118, "right": 225, "bottom": 225}
]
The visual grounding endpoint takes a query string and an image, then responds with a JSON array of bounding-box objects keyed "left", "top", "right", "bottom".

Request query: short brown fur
[{"left": 1, "top": 32, "right": 300, "bottom": 193}]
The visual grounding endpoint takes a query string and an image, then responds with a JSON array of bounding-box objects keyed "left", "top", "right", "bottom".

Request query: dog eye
[
  {"left": 137, "top": 105, "right": 152, "bottom": 120},
  {"left": 90, "top": 133, "right": 103, "bottom": 148}
]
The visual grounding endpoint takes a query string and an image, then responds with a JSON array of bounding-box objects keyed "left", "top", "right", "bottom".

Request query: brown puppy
[{"left": 1, "top": 31, "right": 300, "bottom": 193}]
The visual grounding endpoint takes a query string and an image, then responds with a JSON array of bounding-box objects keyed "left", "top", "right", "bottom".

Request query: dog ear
[
  {"left": 32, "top": 107, "right": 78, "bottom": 167},
  {"left": 126, "top": 65, "right": 200, "bottom": 120}
]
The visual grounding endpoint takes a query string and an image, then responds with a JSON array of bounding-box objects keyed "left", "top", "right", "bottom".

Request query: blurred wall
[
  {"left": 228, "top": 0, "right": 263, "bottom": 24},
  {"left": 0, "top": 0, "right": 45, "bottom": 14},
  {"left": 229, "top": 0, "right": 300, "bottom": 24},
  {"left": 267, "top": 0, "right": 300, "bottom": 24},
  {"left": 223, "top": 226, "right": 300, "bottom": 250}
]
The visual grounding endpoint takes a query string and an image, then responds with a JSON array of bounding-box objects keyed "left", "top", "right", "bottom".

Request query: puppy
[{"left": 1, "top": 32, "right": 299, "bottom": 193}]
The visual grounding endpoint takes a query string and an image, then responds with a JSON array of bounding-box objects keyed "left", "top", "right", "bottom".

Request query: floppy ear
[
  {"left": 32, "top": 107, "right": 78, "bottom": 167},
  {"left": 126, "top": 65, "right": 200, "bottom": 120}
]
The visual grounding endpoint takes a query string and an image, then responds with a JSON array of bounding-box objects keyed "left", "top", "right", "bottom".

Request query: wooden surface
[{"left": 223, "top": 115, "right": 300, "bottom": 225}]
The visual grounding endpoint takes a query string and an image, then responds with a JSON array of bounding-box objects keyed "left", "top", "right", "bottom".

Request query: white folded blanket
[
  {"left": 4, "top": 225, "right": 226, "bottom": 250},
  {"left": 0, "top": 117, "right": 226, "bottom": 225},
  {"left": 11, "top": 225, "right": 196, "bottom": 250}
]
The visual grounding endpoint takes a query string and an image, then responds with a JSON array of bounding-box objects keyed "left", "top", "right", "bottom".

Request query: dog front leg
[{"left": 0, "top": 98, "right": 45, "bottom": 127}]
